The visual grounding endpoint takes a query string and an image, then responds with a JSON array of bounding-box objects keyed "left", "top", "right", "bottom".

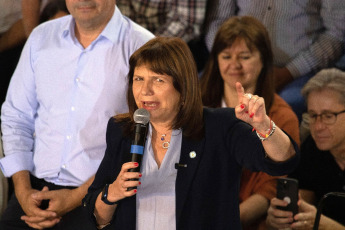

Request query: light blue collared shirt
[
  {"left": 0, "top": 6, "right": 154, "bottom": 186},
  {"left": 136, "top": 124, "right": 182, "bottom": 230}
]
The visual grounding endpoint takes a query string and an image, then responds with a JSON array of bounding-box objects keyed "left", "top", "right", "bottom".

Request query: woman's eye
[
  {"left": 133, "top": 77, "right": 143, "bottom": 81},
  {"left": 240, "top": 56, "right": 250, "bottom": 60},
  {"left": 221, "top": 55, "right": 230, "bottom": 59}
]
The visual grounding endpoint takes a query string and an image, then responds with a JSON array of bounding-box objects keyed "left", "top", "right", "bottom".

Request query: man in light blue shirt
[{"left": 0, "top": 0, "right": 154, "bottom": 229}]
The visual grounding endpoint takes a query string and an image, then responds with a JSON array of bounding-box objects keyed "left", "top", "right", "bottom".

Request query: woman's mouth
[{"left": 142, "top": 101, "right": 159, "bottom": 109}]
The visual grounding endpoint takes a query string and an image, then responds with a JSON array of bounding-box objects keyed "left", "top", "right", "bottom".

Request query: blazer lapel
[{"left": 175, "top": 136, "right": 205, "bottom": 225}]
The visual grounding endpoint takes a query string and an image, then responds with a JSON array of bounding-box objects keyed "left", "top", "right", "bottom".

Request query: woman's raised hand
[{"left": 235, "top": 82, "right": 270, "bottom": 132}]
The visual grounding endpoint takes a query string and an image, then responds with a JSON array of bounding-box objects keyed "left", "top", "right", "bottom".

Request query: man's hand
[
  {"left": 18, "top": 186, "right": 60, "bottom": 229},
  {"left": 290, "top": 199, "right": 316, "bottom": 229},
  {"left": 21, "top": 187, "right": 82, "bottom": 228},
  {"left": 21, "top": 214, "right": 61, "bottom": 230},
  {"left": 266, "top": 197, "right": 294, "bottom": 229},
  {"left": 13, "top": 171, "right": 94, "bottom": 229},
  {"left": 274, "top": 67, "right": 294, "bottom": 92}
]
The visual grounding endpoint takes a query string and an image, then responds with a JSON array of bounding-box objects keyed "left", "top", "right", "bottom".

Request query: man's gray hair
[{"left": 302, "top": 68, "right": 345, "bottom": 105}]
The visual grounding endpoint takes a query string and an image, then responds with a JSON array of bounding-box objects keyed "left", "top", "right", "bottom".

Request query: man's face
[
  {"left": 66, "top": 0, "right": 115, "bottom": 29},
  {"left": 308, "top": 89, "right": 345, "bottom": 153}
]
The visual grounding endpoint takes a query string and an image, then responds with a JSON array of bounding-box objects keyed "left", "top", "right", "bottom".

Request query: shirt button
[
  {"left": 76, "top": 78, "right": 80, "bottom": 82},
  {"left": 71, "top": 106, "right": 75, "bottom": 111},
  {"left": 62, "top": 164, "right": 66, "bottom": 169},
  {"left": 268, "top": 6, "right": 271, "bottom": 10},
  {"left": 66, "top": 135, "right": 71, "bottom": 140}
]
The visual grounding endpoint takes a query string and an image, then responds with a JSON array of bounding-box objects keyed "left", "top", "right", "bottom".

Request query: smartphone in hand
[{"left": 276, "top": 177, "right": 299, "bottom": 217}]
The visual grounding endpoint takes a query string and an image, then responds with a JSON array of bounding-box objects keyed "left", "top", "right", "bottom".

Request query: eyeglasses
[{"left": 308, "top": 110, "right": 345, "bottom": 125}]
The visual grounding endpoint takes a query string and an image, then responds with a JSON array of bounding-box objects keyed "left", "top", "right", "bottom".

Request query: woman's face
[
  {"left": 217, "top": 38, "right": 263, "bottom": 92},
  {"left": 308, "top": 89, "right": 345, "bottom": 153},
  {"left": 132, "top": 65, "right": 181, "bottom": 125}
]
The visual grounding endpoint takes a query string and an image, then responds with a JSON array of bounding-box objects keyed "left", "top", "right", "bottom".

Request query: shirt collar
[
  {"left": 101, "top": 6, "right": 123, "bottom": 44},
  {"left": 61, "top": 15, "right": 74, "bottom": 39}
]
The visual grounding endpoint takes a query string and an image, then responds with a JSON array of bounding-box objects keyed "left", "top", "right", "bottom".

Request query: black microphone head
[{"left": 134, "top": 108, "right": 150, "bottom": 124}]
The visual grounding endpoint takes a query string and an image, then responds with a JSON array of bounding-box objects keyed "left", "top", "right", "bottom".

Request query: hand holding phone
[{"left": 276, "top": 178, "right": 299, "bottom": 217}]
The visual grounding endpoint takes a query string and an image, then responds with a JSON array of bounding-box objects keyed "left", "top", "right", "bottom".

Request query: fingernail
[
  {"left": 250, "top": 112, "right": 254, "bottom": 118},
  {"left": 134, "top": 162, "right": 139, "bottom": 167},
  {"left": 245, "top": 111, "right": 248, "bottom": 114},
  {"left": 139, "top": 174, "right": 142, "bottom": 177},
  {"left": 240, "top": 104, "right": 245, "bottom": 109},
  {"left": 138, "top": 181, "right": 141, "bottom": 185},
  {"left": 134, "top": 189, "right": 137, "bottom": 193}
]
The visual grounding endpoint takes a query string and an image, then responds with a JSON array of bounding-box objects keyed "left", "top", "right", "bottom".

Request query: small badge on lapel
[{"left": 189, "top": 151, "right": 196, "bottom": 158}]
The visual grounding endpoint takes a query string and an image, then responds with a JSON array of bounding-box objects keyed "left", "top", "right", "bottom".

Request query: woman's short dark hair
[
  {"left": 200, "top": 16, "right": 275, "bottom": 111},
  {"left": 115, "top": 37, "right": 204, "bottom": 139}
]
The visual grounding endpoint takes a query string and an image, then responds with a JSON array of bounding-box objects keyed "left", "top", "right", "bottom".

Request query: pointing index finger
[{"left": 236, "top": 82, "right": 245, "bottom": 103}]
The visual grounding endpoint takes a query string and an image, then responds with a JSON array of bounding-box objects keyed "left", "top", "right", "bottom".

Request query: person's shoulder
[
  {"left": 203, "top": 107, "right": 235, "bottom": 118},
  {"left": 107, "top": 116, "right": 129, "bottom": 130},
  {"left": 108, "top": 116, "right": 118, "bottom": 127},
  {"left": 106, "top": 116, "right": 131, "bottom": 141},
  {"left": 117, "top": 8, "right": 154, "bottom": 41},
  {"left": 300, "top": 136, "right": 324, "bottom": 160},
  {"left": 116, "top": 14, "right": 154, "bottom": 51},
  {"left": 127, "top": 18, "right": 154, "bottom": 38},
  {"left": 30, "top": 14, "right": 72, "bottom": 37},
  {"left": 296, "top": 135, "right": 336, "bottom": 176},
  {"left": 203, "top": 107, "right": 253, "bottom": 140},
  {"left": 301, "top": 136, "right": 317, "bottom": 152},
  {"left": 203, "top": 107, "right": 238, "bottom": 126}
]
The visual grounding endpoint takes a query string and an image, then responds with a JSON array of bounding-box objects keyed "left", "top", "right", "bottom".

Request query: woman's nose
[
  {"left": 229, "top": 57, "right": 241, "bottom": 69},
  {"left": 141, "top": 81, "right": 153, "bottom": 96}
]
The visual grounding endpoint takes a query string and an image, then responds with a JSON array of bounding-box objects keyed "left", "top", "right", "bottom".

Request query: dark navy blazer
[{"left": 83, "top": 108, "right": 300, "bottom": 230}]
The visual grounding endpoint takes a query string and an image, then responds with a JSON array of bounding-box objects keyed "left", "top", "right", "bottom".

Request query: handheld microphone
[{"left": 128, "top": 108, "right": 150, "bottom": 190}]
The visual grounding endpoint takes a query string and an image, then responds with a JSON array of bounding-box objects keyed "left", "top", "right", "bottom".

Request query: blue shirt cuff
[{"left": 0, "top": 152, "right": 34, "bottom": 177}]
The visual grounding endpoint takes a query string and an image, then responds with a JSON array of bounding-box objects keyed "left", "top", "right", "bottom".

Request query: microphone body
[
  {"left": 127, "top": 108, "right": 150, "bottom": 190},
  {"left": 129, "top": 122, "right": 148, "bottom": 173}
]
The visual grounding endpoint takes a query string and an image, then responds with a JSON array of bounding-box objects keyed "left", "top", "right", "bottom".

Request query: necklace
[{"left": 161, "top": 134, "right": 170, "bottom": 149}]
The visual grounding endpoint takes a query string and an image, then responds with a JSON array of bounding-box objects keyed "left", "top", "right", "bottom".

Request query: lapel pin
[
  {"left": 189, "top": 151, "right": 196, "bottom": 158},
  {"left": 175, "top": 163, "right": 187, "bottom": 169}
]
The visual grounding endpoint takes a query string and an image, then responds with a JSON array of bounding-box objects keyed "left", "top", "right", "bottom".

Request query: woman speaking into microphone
[{"left": 82, "top": 37, "right": 300, "bottom": 230}]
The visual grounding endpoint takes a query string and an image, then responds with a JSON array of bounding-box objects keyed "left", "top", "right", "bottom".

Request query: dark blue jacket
[{"left": 83, "top": 108, "right": 300, "bottom": 230}]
